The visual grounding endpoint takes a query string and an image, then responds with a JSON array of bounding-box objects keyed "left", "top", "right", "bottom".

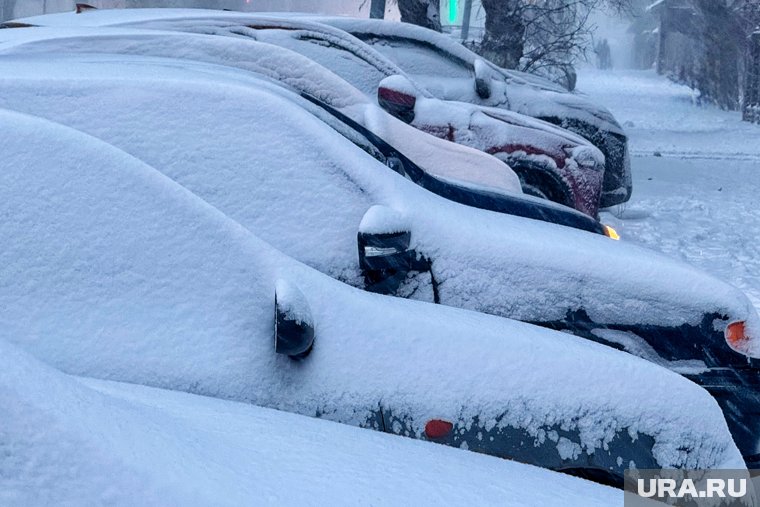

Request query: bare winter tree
[{"left": 476, "top": 0, "right": 631, "bottom": 88}]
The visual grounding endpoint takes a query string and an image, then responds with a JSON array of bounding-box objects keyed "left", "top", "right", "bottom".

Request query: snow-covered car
[
  {"left": 8, "top": 8, "right": 608, "bottom": 218},
  {"left": 1, "top": 338, "right": 626, "bottom": 506},
  {"left": 297, "top": 15, "right": 633, "bottom": 209},
  {"left": 2, "top": 51, "right": 760, "bottom": 466},
  {"left": 0, "top": 107, "right": 744, "bottom": 486},
  {"left": 0, "top": 24, "right": 610, "bottom": 234}
]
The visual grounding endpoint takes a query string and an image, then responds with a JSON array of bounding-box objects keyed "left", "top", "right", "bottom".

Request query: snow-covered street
[{"left": 582, "top": 68, "right": 760, "bottom": 309}]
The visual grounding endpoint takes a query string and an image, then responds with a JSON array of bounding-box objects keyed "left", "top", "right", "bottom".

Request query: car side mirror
[
  {"left": 474, "top": 58, "right": 493, "bottom": 100},
  {"left": 357, "top": 206, "right": 416, "bottom": 293},
  {"left": 377, "top": 75, "right": 417, "bottom": 124},
  {"left": 274, "top": 279, "right": 314, "bottom": 359}
]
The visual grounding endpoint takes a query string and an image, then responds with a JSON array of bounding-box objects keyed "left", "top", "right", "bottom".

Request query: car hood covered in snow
[
  {"left": 1, "top": 338, "right": 627, "bottom": 506},
  {"left": 0, "top": 49, "right": 756, "bottom": 356},
  {"left": 0, "top": 106, "right": 746, "bottom": 472}
]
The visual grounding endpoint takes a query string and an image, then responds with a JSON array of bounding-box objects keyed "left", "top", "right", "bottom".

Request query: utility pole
[
  {"left": 461, "top": 0, "right": 473, "bottom": 41},
  {"left": 370, "top": 0, "right": 386, "bottom": 19}
]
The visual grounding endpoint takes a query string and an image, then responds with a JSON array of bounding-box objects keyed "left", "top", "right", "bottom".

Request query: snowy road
[{"left": 579, "top": 68, "right": 760, "bottom": 309}]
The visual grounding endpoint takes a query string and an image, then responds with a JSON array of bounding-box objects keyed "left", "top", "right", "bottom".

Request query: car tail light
[
  {"left": 726, "top": 321, "right": 748, "bottom": 349},
  {"left": 425, "top": 419, "right": 453, "bottom": 439},
  {"left": 603, "top": 224, "right": 620, "bottom": 240}
]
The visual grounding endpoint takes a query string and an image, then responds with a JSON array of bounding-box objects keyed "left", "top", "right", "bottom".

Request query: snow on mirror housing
[
  {"left": 474, "top": 59, "right": 493, "bottom": 100},
  {"left": 358, "top": 205, "right": 430, "bottom": 296},
  {"left": 274, "top": 279, "right": 314, "bottom": 359},
  {"left": 377, "top": 75, "right": 417, "bottom": 124}
]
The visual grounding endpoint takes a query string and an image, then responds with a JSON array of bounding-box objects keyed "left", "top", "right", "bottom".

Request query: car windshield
[
  {"left": 254, "top": 29, "right": 392, "bottom": 96},
  {"left": 358, "top": 35, "right": 474, "bottom": 79},
  {"left": 129, "top": 20, "right": 399, "bottom": 97}
]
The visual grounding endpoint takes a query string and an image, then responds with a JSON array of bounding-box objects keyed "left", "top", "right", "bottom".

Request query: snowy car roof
[
  {"left": 1, "top": 338, "right": 624, "bottom": 506},
  {"left": 0, "top": 106, "right": 744, "bottom": 472},
  {"left": 102, "top": 15, "right": 602, "bottom": 151},
  {"left": 14, "top": 8, "right": 626, "bottom": 132},
  {"left": 0, "top": 25, "right": 526, "bottom": 196}
]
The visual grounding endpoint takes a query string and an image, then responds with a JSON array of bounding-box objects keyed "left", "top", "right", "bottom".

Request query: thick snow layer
[
  {"left": 0, "top": 338, "right": 624, "bottom": 506},
  {"left": 14, "top": 9, "right": 625, "bottom": 132},
  {"left": 0, "top": 54, "right": 757, "bottom": 353},
  {"left": 300, "top": 15, "right": 625, "bottom": 134},
  {"left": 579, "top": 68, "right": 760, "bottom": 316},
  {"left": 86, "top": 13, "right": 604, "bottom": 197},
  {"left": 0, "top": 26, "right": 523, "bottom": 196},
  {"left": 5, "top": 12, "right": 610, "bottom": 207},
  {"left": 358, "top": 204, "right": 410, "bottom": 234},
  {"left": 275, "top": 278, "right": 313, "bottom": 327},
  {"left": 0, "top": 107, "right": 744, "bottom": 470}
]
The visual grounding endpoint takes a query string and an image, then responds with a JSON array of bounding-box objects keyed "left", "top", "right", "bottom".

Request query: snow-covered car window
[
  {"left": 256, "top": 30, "right": 391, "bottom": 96},
  {"left": 361, "top": 36, "right": 473, "bottom": 79},
  {"left": 0, "top": 74, "right": 377, "bottom": 282}
]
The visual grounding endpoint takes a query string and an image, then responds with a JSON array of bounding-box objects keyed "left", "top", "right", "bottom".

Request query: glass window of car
[
  {"left": 358, "top": 36, "right": 473, "bottom": 79},
  {"left": 253, "top": 28, "right": 393, "bottom": 96}
]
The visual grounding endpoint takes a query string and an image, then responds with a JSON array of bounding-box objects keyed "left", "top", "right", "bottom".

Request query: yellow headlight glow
[{"left": 603, "top": 225, "right": 620, "bottom": 240}]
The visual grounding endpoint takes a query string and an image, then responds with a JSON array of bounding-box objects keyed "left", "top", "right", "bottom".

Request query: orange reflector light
[
  {"left": 425, "top": 419, "right": 453, "bottom": 439},
  {"left": 603, "top": 224, "right": 620, "bottom": 240},
  {"left": 726, "top": 321, "right": 748, "bottom": 348}
]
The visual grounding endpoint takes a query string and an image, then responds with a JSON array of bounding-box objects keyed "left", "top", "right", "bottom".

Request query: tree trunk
[
  {"left": 480, "top": 0, "right": 525, "bottom": 69},
  {"left": 397, "top": 0, "right": 442, "bottom": 32},
  {"left": 370, "top": 0, "right": 386, "bottom": 19}
]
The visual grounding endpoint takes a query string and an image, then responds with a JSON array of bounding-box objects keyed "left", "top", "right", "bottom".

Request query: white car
[
  {"left": 0, "top": 106, "right": 745, "bottom": 484},
  {"left": 0, "top": 23, "right": 609, "bottom": 232},
  {"left": 11, "top": 7, "right": 631, "bottom": 209},
  {"left": 7, "top": 9, "right": 611, "bottom": 218},
  {"left": 1, "top": 46, "right": 760, "bottom": 464},
  {"left": 1, "top": 338, "right": 625, "bottom": 506}
]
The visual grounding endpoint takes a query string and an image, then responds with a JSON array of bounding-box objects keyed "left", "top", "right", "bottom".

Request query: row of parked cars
[{"left": 2, "top": 4, "right": 759, "bottom": 496}]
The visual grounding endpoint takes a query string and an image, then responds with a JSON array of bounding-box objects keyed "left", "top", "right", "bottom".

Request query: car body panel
[
  {"left": 11, "top": 9, "right": 610, "bottom": 216},
  {"left": 1, "top": 339, "right": 627, "bottom": 505},
  {"left": 0, "top": 106, "right": 743, "bottom": 478},
  {"left": 299, "top": 15, "right": 633, "bottom": 207},
  {"left": 1, "top": 47, "right": 759, "bottom": 462}
]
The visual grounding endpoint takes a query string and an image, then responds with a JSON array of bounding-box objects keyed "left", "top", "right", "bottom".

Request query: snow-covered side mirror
[
  {"left": 474, "top": 59, "right": 493, "bottom": 100},
  {"left": 274, "top": 279, "right": 314, "bottom": 359},
  {"left": 358, "top": 205, "right": 419, "bottom": 295},
  {"left": 377, "top": 75, "right": 418, "bottom": 124},
  {"left": 358, "top": 206, "right": 413, "bottom": 273}
]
